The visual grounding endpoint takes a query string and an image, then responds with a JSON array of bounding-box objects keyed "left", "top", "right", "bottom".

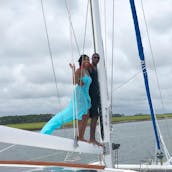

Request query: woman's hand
[{"left": 69, "top": 63, "right": 75, "bottom": 71}]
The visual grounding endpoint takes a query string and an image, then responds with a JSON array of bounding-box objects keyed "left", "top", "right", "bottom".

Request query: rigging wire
[
  {"left": 110, "top": 0, "right": 115, "bottom": 112},
  {"left": 40, "top": 0, "right": 61, "bottom": 107},
  {"left": 103, "top": 0, "right": 107, "bottom": 66},
  {"left": 113, "top": 71, "right": 141, "bottom": 92},
  {"left": 64, "top": 0, "right": 90, "bottom": 142},
  {"left": 65, "top": 0, "right": 79, "bottom": 141},
  {"left": 110, "top": 0, "right": 142, "bottom": 95},
  {"left": 140, "top": 0, "right": 171, "bottom": 160},
  {"left": 69, "top": 0, "right": 77, "bottom": 140},
  {"left": 69, "top": 17, "right": 79, "bottom": 141},
  {"left": 82, "top": 0, "right": 89, "bottom": 54},
  {"left": 64, "top": 0, "right": 84, "bottom": 108},
  {"left": 90, "top": 0, "right": 96, "bottom": 53},
  {"left": 140, "top": 0, "right": 166, "bottom": 113},
  {"left": 65, "top": 0, "right": 81, "bottom": 56}
]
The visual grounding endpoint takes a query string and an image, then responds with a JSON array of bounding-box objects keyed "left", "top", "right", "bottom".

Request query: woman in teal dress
[{"left": 41, "top": 55, "right": 91, "bottom": 141}]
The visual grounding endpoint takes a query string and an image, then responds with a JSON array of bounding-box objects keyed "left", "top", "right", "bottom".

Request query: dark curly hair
[{"left": 78, "top": 54, "right": 89, "bottom": 66}]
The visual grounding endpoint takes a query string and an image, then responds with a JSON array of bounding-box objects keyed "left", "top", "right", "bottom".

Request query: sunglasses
[{"left": 93, "top": 56, "right": 99, "bottom": 59}]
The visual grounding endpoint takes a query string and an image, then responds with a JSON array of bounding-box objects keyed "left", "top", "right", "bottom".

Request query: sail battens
[{"left": 0, "top": 126, "right": 103, "bottom": 154}]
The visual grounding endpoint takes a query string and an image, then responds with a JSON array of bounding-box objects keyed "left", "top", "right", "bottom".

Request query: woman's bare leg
[
  {"left": 78, "top": 120, "right": 83, "bottom": 139},
  {"left": 78, "top": 113, "right": 89, "bottom": 141}
]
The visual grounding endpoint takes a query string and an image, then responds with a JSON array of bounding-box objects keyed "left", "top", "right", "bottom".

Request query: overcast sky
[{"left": 0, "top": 0, "right": 172, "bottom": 117}]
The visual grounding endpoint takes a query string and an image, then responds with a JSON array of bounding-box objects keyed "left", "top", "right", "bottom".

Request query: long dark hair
[{"left": 78, "top": 54, "right": 88, "bottom": 67}]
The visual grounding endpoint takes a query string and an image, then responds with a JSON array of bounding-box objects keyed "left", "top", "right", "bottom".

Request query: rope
[{"left": 40, "top": 0, "right": 61, "bottom": 107}]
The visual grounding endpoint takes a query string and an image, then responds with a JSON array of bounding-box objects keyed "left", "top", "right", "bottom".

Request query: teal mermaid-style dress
[{"left": 41, "top": 74, "right": 92, "bottom": 135}]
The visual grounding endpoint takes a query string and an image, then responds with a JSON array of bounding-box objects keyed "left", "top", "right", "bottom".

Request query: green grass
[
  {"left": 112, "top": 115, "right": 151, "bottom": 123},
  {"left": 5, "top": 114, "right": 172, "bottom": 130},
  {"left": 6, "top": 121, "right": 88, "bottom": 130},
  {"left": 7, "top": 122, "right": 46, "bottom": 130}
]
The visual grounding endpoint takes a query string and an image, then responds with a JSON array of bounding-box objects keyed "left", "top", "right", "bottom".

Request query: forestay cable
[
  {"left": 65, "top": 0, "right": 81, "bottom": 55},
  {"left": 90, "top": 0, "right": 96, "bottom": 53},
  {"left": 40, "top": 0, "right": 61, "bottom": 107},
  {"left": 140, "top": 0, "right": 166, "bottom": 113},
  {"left": 113, "top": 71, "right": 141, "bottom": 92},
  {"left": 69, "top": 22, "right": 79, "bottom": 142},
  {"left": 140, "top": 0, "right": 170, "bottom": 160},
  {"left": 65, "top": 0, "right": 79, "bottom": 141},
  {"left": 82, "top": 0, "right": 89, "bottom": 54},
  {"left": 64, "top": 0, "right": 90, "bottom": 142}
]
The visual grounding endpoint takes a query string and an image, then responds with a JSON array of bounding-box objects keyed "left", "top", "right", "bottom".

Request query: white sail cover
[{"left": 0, "top": 126, "right": 103, "bottom": 154}]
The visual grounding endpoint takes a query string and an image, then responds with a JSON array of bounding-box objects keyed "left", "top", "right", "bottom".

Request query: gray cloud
[{"left": 0, "top": 0, "right": 172, "bottom": 116}]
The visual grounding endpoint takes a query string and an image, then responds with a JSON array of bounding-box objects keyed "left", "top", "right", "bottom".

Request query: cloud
[{"left": 0, "top": 0, "right": 172, "bottom": 116}]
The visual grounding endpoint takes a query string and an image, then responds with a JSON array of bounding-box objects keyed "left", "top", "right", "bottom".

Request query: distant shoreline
[{"left": 6, "top": 114, "right": 172, "bottom": 131}]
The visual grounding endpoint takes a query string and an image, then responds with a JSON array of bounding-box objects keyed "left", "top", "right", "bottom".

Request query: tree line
[
  {"left": 1, "top": 113, "right": 156, "bottom": 125},
  {"left": 0, "top": 114, "right": 53, "bottom": 125},
  {"left": 0, "top": 113, "right": 125, "bottom": 125}
]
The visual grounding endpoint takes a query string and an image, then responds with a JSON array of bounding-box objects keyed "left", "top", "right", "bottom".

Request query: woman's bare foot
[{"left": 89, "top": 139, "right": 103, "bottom": 147}]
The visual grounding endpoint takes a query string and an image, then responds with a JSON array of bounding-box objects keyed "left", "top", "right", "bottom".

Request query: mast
[
  {"left": 90, "top": 0, "right": 113, "bottom": 168},
  {"left": 129, "top": 0, "right": 163, "bottom": 160}
]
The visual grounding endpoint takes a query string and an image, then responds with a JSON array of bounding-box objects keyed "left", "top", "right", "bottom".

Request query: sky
[{"left": 0, "top": 0, "right": 172, "bottom": 117}]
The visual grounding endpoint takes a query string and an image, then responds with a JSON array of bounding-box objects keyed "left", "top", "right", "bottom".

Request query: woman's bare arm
[{"left": 75, "top": 69, "right": 84, "bottom": 86}]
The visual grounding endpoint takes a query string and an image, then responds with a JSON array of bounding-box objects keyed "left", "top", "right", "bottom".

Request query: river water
[{"left": 0, "top": 119, "right": 172, "bottom": 171}]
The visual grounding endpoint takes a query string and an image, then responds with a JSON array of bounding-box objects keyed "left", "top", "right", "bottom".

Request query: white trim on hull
[
  {"left": 0, "top": 161, "right": 137, "bottom": 172},
  {"left": 0, "top": 160, "right": 105, "bottom": 169},
  {"left": 118, "top": 164, "right": 172, "bottom": 171},
  {"left": 1, "top": 163, "right": 172, "bottom": 172},
  {"left": 0, "top": 126, "right": 103, "bottom": 155}
]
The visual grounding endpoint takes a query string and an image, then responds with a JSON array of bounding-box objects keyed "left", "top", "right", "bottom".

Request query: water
[{"left": 0, "top": 119, "right": 172, "bottom": 171}]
